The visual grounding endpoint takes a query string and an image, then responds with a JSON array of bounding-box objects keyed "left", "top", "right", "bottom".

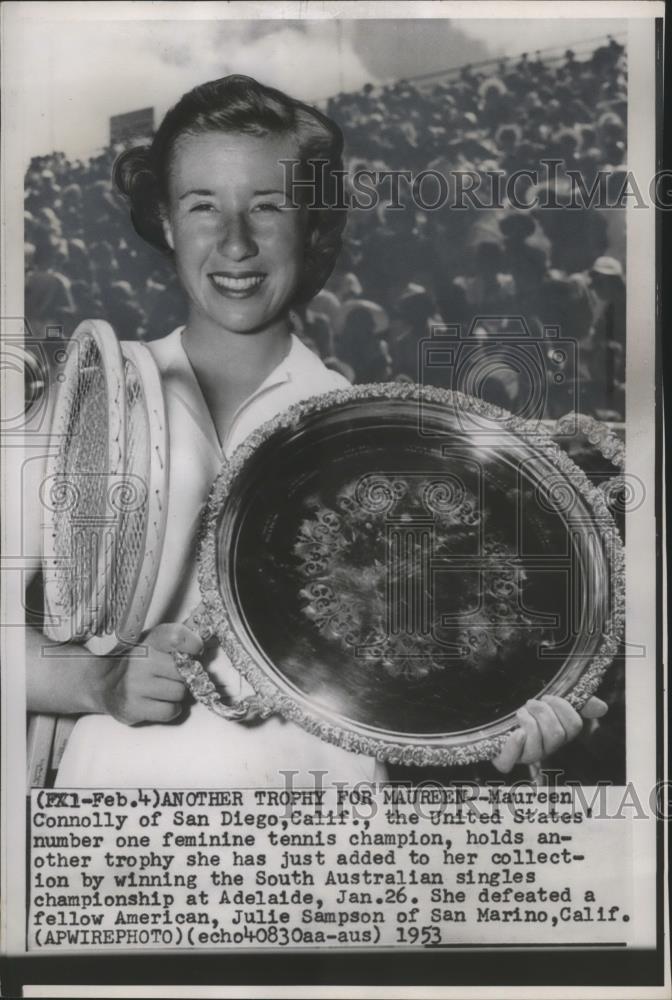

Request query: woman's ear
[
  {"left": 161, "top": 211, "right": 175, "bottom": 251},
  {"left": 305, "top": 223, "right": 321, "bottom": 255}
]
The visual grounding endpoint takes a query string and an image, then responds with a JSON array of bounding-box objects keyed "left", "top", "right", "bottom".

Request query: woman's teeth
[{"left": 210, "top": 274, "right": 264, "bottom": 291}]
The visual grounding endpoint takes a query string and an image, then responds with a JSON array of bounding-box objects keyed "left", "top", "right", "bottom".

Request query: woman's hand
[
  {"left": 492, "top": 694, "right": 608, "bottom": 774},
  {"left": 100, "top": 623, "right": 203, "bottom": 726}
]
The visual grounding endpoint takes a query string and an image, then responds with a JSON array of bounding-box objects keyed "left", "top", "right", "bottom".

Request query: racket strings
[
  {"left": 51, "top": 340, "right": 110, "bottom": 637},
  {"left": 103, "top": 357, "right": 150, "bottom": 637},
  {"left": 46, "top": 325, "right": 165, "bottom": 650}
]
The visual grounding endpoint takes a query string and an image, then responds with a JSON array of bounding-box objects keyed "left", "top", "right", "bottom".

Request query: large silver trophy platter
[{"left": 176, "top": 384, "right": 625, "bottom": 767}]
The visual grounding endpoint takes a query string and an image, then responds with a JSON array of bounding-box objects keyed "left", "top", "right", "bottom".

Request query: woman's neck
[{"left": 182, "top": 313, "right": 292, "bottom": 392}]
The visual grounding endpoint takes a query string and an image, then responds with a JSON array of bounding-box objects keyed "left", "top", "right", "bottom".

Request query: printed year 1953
[{"left": 396, "top": 924, "right": 442, "bottom": 946}]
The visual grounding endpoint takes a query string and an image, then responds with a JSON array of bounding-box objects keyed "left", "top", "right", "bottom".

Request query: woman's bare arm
[
  {"left": 26, "top": 622, "right": 200, "bottom": 723},
  {"left": 26, "top": 624, "right": 110, "bottom": 715}
]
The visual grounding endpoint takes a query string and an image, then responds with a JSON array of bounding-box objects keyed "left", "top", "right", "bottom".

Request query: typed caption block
[{"left": 29, "top": 785, "right": 633, "bottom": 950}]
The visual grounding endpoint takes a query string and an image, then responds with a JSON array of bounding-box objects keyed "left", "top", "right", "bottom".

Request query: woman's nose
[{"left": 217, "top": 214, "right": 258, "bottom": 260}]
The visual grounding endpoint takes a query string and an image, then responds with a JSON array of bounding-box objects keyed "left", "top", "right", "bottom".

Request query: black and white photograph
[{"left": 0, "top": 2, "right": 667, "bottom": 997}]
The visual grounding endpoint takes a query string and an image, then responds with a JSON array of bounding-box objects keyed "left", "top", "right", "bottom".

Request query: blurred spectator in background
[
  {"left": 25, "top": 238, "right": 75, "bottom": 337},
  {"left": 102, "top": 280, "right": 147, "bottom": 342},
  {"left": 390, "top": 284, "right": 440, "bottom": 383},
  {"left": 453, "top": 241, "right": 515, "bottom": 315},
  {"left": 530, "top": 179, "right": 610, "bottom": 275},
  {"left": 338, "top": 303, "right": 393, "bottom": 383},
  {"left": 583, "top": 256, "right": 626, "bottom": 418}
]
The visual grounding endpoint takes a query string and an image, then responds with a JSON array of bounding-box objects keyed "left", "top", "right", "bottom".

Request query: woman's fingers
[
  {"left": 146, "top": 648, "right": 187, "bottom": 682},
  {"left": 579, "top": 696, "right": 608, "bottom": 719},
  {"left": 102, "top": 619, "right": 204, "bottom": 726},
  {"left": 515, "top": 704, "right": 544, "bottom": 765},
  {"left": 541, "top": 694, "right": 583, "bottom": 740},
  {"left": 138, "top": 698, "right": 184, "bottom": 724},
  {"left": 525, "top": 698, "right": 566, "bottom": 757},
  {"left": 140, "top": 674, "right": 186, "bottom": 703},
  {"left": 145, "top": 623, "right": 203, "bottom": 656},
  {"left": 125, "top": 656, "right": 185, "bottom": 700},
  {"left": 105, "top": 648, "right": 188, "bottom": 726},
  {"left": 492, "top": 728, "right": 526, "bottom": 773},
  {"left": 491, "top": 696, "right": 610, "bottom": 773},
  {"left": 121, "top": 645, "right": 184, "bottom": 684}
]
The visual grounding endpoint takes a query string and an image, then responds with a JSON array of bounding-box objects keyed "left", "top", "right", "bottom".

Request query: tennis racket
[
  {"left": 49, "top": 339, "right": 169, "bottom": 773},
  {"left": 87, "top": 338, "right": 169, "bottom": 653},
  {"left": 41, "top": 319, "right": 127, "bottom": 645},
  {"left": 29, "top": 320, "right": 126, "bottom": 786},
  {"left": 29, "top": 324, "right": 170, "bottom": 784}
]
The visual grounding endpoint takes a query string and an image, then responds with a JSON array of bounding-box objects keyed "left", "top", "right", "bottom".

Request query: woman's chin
[{"left": 192, "top": 306, "right": 291, "bottom": 338}]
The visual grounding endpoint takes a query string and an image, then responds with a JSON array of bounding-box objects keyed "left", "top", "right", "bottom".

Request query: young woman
[{"left": 27, "top": 75, "right": 605, "bottom": 786}]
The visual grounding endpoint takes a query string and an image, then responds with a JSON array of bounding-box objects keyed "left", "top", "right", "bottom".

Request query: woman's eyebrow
[
  {"left": 178, "top": 188, "right": 215, "bottom": 201},
  {"left": 178, "top": 187, "right": 285, "bottom": 200}
]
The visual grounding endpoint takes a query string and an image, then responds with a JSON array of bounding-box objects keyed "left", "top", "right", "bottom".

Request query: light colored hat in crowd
[
  {"left": 396, "top": 283, "right": 435, "bottom": 321},
  {"left": 340, "top": 272, "right": 364, "bottom": 298},
  {"left": 398, "top": 282, "right": 429, "bottom": 303},
  {"left": 590, "top": 256, "right": 624, "bottom": 277}
]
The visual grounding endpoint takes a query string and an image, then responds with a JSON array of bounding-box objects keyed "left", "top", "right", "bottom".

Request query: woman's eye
[
  {"left": 252, "top": 202, "right": 281, "bottom": 213},
  {"left": 190, "top": 203, "right": 216, "bottom": 213}
]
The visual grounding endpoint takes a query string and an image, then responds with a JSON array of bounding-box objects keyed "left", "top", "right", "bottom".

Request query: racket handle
[
  {"left": 27, "top": 714, "right": 56, "bottom": 788},
  {"left": 527, "top": 762, "right": 543, "bottom": 786},
  {"left": 175, "top": 604, "right": 274, "bottom": 722},
  {"left": 52, "top": 717, "right": 77, "bottom": 771}
]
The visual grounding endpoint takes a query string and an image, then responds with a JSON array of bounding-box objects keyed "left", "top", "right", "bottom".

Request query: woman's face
[{"left": 162, "top": 130, "right": 308, "bottom": 337}]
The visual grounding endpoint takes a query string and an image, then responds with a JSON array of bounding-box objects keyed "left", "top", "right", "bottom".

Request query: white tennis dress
[{"left": 56, "top": 327, "right": 379, "bottom": 787}]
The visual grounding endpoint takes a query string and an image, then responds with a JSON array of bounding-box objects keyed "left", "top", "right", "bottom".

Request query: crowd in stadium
[{"left": 24, "top": 36, "right": 627, "bottom": 420}]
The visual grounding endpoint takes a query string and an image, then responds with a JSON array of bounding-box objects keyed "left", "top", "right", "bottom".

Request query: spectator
[
  {"left": 102, "top": 280, "right": 147, "bottom": 341},
  {"left": 25, "top": 238, "right": 75, "bottom": 337},
  {"left": 453, "top": 241, "right": 516, "bottom": 316},
  {"left": 584, "top": 256, "right": 626, "bottom": 416},
  {"left": 338, "top": 304, "right": 393, "bottom": 383},
  {"left": 390, "top": 284, "right": 438, "bottom": 383}
]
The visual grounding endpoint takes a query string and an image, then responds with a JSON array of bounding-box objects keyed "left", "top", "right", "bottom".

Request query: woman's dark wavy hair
[{"left": 113, "top": 75, "right": 346, "bottom": 304}]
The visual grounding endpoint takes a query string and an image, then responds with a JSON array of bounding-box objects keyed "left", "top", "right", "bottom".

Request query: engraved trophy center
[{"left": 204, "top": 388, "right": 623, "bottom": 765}]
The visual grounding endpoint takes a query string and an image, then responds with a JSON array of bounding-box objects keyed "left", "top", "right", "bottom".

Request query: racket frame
[
  {"left": 42, "top": 319, "right": 126, "bottom": 645},
  {"left": 99, "top": 339, "right": 169, "bottom": 651}
]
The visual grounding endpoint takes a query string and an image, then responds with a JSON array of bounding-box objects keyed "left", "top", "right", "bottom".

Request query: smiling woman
[
  {"left": 110, "top": 76, "right": 348, "bottom": 446},
  {"left": 26, "top": 74, "right": 606, "bottom": 788},
  {"left": 163, "top": 132, "right": 307, "bottom": 341},
  {"left": 113, "top": 75, "right": 345, "bottom": 307},
  {"left": 158, "top": 130, "right": 315, "bottom": 442},
  {"left": 27, "top": 76, "right": 371, "bottom": 787}
]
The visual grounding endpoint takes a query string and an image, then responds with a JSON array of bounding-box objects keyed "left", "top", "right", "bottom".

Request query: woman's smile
[
  {"left": 208, "top": 271, "right": 267, "bottom": 297},
  {"left": 162, "top": 131, "right": 308, "bottom": 339}
]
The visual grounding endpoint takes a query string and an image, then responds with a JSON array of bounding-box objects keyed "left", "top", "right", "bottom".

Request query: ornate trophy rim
[{"left": 197, "top": 383, "right": 625, "bottom": 767}]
